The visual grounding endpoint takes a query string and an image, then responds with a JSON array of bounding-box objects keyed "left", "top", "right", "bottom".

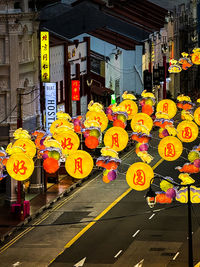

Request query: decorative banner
[
  {"left": 86, "top": 111, "right": 108, "bottom": 132},
  {"left": 194, "top": 107, "right": 200, "bottom": 126},
  {"left": 104, "top": 127, "right": 128, "bottom": 152},
  {"left": 131, "top": 113, "right": 153, "bottom": 132},
  {"left": 126, "top": 162, "right": 154, "bottom": 191},
  {"left": 13, "top": 139, "right": 36, "bottom": 158},
  {"left": 40, "top": 31, "right": 50, "bottom": 82},
  {"left": 156, "top": 99, "right": 177, "bottom": 119},
  {"left": 54, "top": 131, "right": 80, "bottom": 156},
  {"left": 6, "top": 153, "right": 34, "bottom": 181},
  {"left": 158, "top": 136, "right": 183, "bottom": 161},
  {"left": 45, "top": 83, "right": 57, "bottom": 132},
  {"left": 50, "top": 118, "right": 73, "bottom": 134},
  {"left": 71, "top": 80, "right": 80, "bottom": 101},
  {"left": 65, "top": 150, "right": 93, "bottom": 179},
  {"left": 177, "top": 121, "right": 198, "bottom": 143},
  {"left": 119, "top": 100, "right": 138, "bottom": 120}
]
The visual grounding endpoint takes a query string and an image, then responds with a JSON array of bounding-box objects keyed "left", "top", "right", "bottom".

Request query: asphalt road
[{"left": 0, "top": 131, "right": 200, "bottom": 267}]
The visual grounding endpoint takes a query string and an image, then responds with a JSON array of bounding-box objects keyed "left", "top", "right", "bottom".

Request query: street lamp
[{"left": 145, "top": 177, "right": 193, "bottom": 267}]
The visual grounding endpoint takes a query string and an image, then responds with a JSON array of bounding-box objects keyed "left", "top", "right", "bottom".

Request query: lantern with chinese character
[
  {"left": 13, "top": 139, "right": 36, "bottom": 158},
  {"left": 50, "top": 112, "right": 74, "bottom": 134},
  {"left": 131, "top": 113, "right": 153, "bottom": 132},
  {"left": 156, "top": 99, "right": 177, "bottom": 119},
  {"left": 194, "top": 107, "right": 200, "bottom": 125},
  {"left": 177, "top": 121, "right": 198, "bottom": 143},
  {"left": 119, "top": 99, "right": 138, "bottom": 120},
  {"left": 191, "top": 48, "right": 200, "bottom": 65},
  {"left": 126, "top": 162, "right": 154, "bottom": 191},
  {"left": 65, "top": 150, "right": 94, "bottom": 179},
  {"left": 158, "top": 136, "right": 183, "bottom": 161},
  {"left": 6, "top": 153, "right": 34, "bottom": 181},
  {"left": 104, "top": 127, "right": 128, "bottom": 152}
]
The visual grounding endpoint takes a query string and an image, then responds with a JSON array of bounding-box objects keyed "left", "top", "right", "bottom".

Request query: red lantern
[
  {"left": 85, "top": 136, "right": 99, "bottom": 149},
  {"left": 142, "top": 104, "right": 154, "bottom": 116},
  {"left": 43, "top": 158, "right": 59, "bottom": 173}
]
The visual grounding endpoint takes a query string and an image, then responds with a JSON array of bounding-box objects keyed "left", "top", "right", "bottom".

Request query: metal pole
[
  {"left": 187, "top": 185, "right": 193, "bottom": 267},
  {"left": 17, "top": 89, "right": 22, "bottom": 206}
]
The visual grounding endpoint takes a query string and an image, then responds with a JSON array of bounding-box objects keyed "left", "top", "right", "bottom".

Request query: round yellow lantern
[
  {"left": 104, "top": 127, "right": 128, "bottom": 152},
  {"left": 65, "top": 150, "right": 93, "bottom": 179},
  {"left": 6, "top": 153, "right": 34, "bottom": 181},
  {"left": 177, "top": 121, "right": 198, "bottom": 143},
  {"left": 191, "top": 49, "right": 200, "bottom": 65},
  {"left": 131, "top": 113, "right": 153, "bottom": 132},
  {"left": 119, "top": 100, "right": 138, "bottom": 120},
  {"left": 126, "top": 162, "right": 154, "bottom": 191},
  {"left": 156, "top": 99, "right": 177, "bottom": 119},
  {"left": 13, "top": 139, "right": 36, "bottom": 158},
  {"left": 50, "top": 119, "right": 73, "bottom": 134},
  {"left": 158, "top": 136, "right": 183, "bottom": 161},
  {"left": 194, "top": 107, "right": 200, "bottom": 126},
  {"left": 54, "top": 130, "right": 80, "bottom": 156},
  {"left": 86, "top": 111, "right": 108, "bottom": 132}
]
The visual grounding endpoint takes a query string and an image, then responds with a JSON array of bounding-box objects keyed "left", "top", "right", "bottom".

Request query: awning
[{"left": 91, "top": 85, "right": 114, "bottom": 96}]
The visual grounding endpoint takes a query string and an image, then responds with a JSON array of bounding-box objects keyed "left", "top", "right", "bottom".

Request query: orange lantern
[
  {"left": 191, "top": 48, "right": 200, "bottom": 65},
  {"left": 85, "top": 136, "right": 99, "bottom": 149},
  {"left": 156, "top": 99, "right": 177, "bottom": 119},
  {"left": 6, "top": 153, "right": 34, "bottom": 181},
  {"left": 126, "top": 162, "right": 154, "bottom": 191},
  {"left": 104, "top": 127, "right": 128, "bottom": 152},
  {"left": 43, "top": 158, "right": 59, "bottom": 173},
  {"left": 86, "top": 111, "right": 108, "bottom": 132},
  {"left": 177, "top": 121, "right": 198, "bottom": 143},
  {"left": 158, "top": 136, "right": 183, "bottom": 161},
  {"left": 119, "top": 100, "right": 138, "bottom": 120},
  {"left": 65, "top": 150, "right": 94, "bottom": 179}
]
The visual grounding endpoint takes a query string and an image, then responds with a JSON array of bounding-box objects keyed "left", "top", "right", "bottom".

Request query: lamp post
[{"left": 146, "top": 177, "right": 193, "bottom": 267}]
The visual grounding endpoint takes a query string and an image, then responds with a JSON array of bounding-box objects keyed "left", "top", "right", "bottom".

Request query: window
[
  {"left": 91, "top": 56, "right": 101, "bottom": 75},
  {"left": 115, "top": 78, "right": 120, "bottom": 96}
]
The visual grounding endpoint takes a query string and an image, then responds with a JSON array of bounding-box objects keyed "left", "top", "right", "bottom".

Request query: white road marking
[
  {"left": 173, "top": 252, "right": 179, "bottom": 260},
  {"left": 134, "top": 259, "right": 144, "bottom": 266},
  {"left": 74, "top": 257, "right": 86, "bottom": 266},
  {"left": 132, "top": 229, "right": 140, "bottom": 238},
  {"left": 114, "top": 250, "right": 122, "bottom": 258},
  {"left": 13, "top": 262, "right": 21, "bottom": 267},
  {"left": 149, "top": 213, "right": 155, "bottom": 220}
]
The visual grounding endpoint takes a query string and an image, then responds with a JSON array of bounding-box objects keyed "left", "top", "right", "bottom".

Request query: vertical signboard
[
  {"left": 41, "top": 31, "right": 50, "bottom": 82},
  {"left": 45, "top": 83, "right": 56, "bottom": 132},
  {"left": 72, "top": 80, "right": 80, "bottom": 101}
]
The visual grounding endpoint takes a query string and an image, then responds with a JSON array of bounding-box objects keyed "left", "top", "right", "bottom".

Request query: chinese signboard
[
  {"left": 72, "top": 80, "right": 80, "bottom": 101},
  {"left": 41, "top": 31, "right": 50, "bottom": 82},
  {"left": 45, "top": 83, "right": 57, "bottom": 132}
]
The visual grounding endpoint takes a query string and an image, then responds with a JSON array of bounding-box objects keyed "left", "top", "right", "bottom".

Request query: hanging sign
[
  {"left": 156, "top": 99, "right": 177, "bottom": 119},
  {"left": 104, "top": 127, "right": 128, "bottom": 152},
  {"left": 194, "top": 107, "right": 200, "bottom": 126},
  {"left": 126, "top": 162, "right": 154, "bottom": 191},
  {"left": 177, "top": 121, "right": 198, "bottom": 143},
  {"left": 65, "top": 150, "right": 93, "bottom": 179},
  {"left": 45, "top": 83, "right": 57, "bottom": 132},
  {"left": 40, "top": 31, "right": 50, "bottom": 82},
  {"left": 54, "top": 131, "right": 80, "bottom": 156},
  {"left": 158, "top": 136, "right": 183, "bottom": 161},
  {"left": 131, "top": 113, "right": 153, "bottom": 132},
  {"left": 6, "top": 153, "right": 34, "bottom": 181},
  {"left": 119, "top": 100, "right": 138, "bottom": 120},
  {"left": 86, "top": 111, "right": 108, "bottom": 132},
  {"left": 72, "top": 80, "right": 80, "bottom": 101},
  {"left": 13, "top": 139, "right": 36, "bottom": 158}
]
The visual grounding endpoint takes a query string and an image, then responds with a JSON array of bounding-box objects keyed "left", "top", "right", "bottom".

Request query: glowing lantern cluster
[
  {"left": 140, "top": 90, "right": 156, "bottom": 116},
  {"left": 179, "top": 53, "right": 193, "bottom": 70},
  {"left": 118, "top": 91, "right": 138, "bottom": 120},
  {"left": 154, "top": 111, "right": 177, "bottom": 138},
  {"left": 176, "top": 186, "right": 200, "bottom": 203},
  {"left": 83, "top": 119, "right": 101, "bottom": 149},
  {"left": 111, "top": 103, "right": 128, "bottom": 129},
  {"left": 168, "top": 59, "right": 182, "bottom": 73},
  {"left": 96, "top": 147, "right": 121, "bottom": 183},
  {"left": 191, "top": 48, "right": 200, "bottom": 65},
  {"left": 176, "top": 94, "right": 195, "bottom": 113},
  {"left": 72, "top": 115, "right": 84, "bottom": 133}
]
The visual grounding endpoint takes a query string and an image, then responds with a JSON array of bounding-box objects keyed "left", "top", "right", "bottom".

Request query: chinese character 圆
[
  {"left": 182, "top": 127, "right": 192, "bottom": 139},
  {"left": 133, "top": 169, "right": 145, "bottom": 186},
  {"left": 74, "top": 157, "right": 83, "bottom": 174},
  {"left": 13, "top": 160, "right": 27, "bottom": 175},
  {"left": 61, "top": 138, "right": 74, "bottom": 150},
  {"left": 111, "top": 133, "right": 119, "bottom": 148},
  {"left": 164, "top": 143, "right": 175, "bottom": 157}
]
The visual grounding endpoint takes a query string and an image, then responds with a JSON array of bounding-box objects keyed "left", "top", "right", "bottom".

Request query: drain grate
[
  {"left": 161, "top": 252, "right": 176, "bottom": 257},
  {"left": 149, "top": 247, "right": 165, "bottom": 252}
]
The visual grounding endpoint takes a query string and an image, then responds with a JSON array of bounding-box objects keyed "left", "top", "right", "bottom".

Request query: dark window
[
  {"left": 60, "top": 80, "right": 63, "bottom": 102},
  {"left": 14, "top": 2, "right": 21, "bottom": 9},
  {"left": 91, "top": 56, "right": 101, "bottom": 75}
]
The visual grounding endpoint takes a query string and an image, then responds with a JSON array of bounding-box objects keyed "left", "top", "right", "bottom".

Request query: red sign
[{"left": 72, "top": 80, "right": 80, "bottom": 101}]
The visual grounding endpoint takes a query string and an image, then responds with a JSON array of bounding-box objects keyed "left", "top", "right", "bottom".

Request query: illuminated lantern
[
  {"left": 177, "top": 121, "right": 198, "bottom": 143},
  {"left": 50, "top": 118, "right": 73, "bottom": 134},
  {"left": 54, "top": 131, "right": 80, "bottom": 156},
  {"left": 113, "top": 119, "right": 125, "bottom": 128},
  {"left": 168, "top": 60, "right": 182, "bottom": 73},
  {"left": 131, "top": 113, "right": 153, "bottom": 132},
  {"left": 85, "top": 136, "right": 99, "bottom": 149},
  {"left": 158, "top": 136, "right": 183, "bottom": 161},
  {"left": 160, "top": 179, "right": 173, "bottom": 192},
  {"left": 65, "top": 150, "right": 94, "bottom": 179},
  {"left": 90, "top": 129, "right": 100, "bottom": 138},
  {"left": 118, "top": 100, "right": 138, "bottom": 120},
  {"left": 6, "top": 153, "right": 34, "bottom": 181},
  {"left": 175, "top": 186, "right": 200, "bottom": 203},
  {"left": 126, "top": 162, "right": 154, "bottom": 191},
  {"left": 194, "top": 107, "right": 200, "bottom": 126},
  {"left": 191, "top": 48, "right": 200, "bottom": 65},
  {"left": 188, "top": 150, "right": 200, "bottom": 162},
  {"left": 102, "top": 175, "right": 110, "bottom": 183},
  {"left": 48, "top": 150, "right": 60, "bottom": 160},
  {"left": 166, "top": 188, "right": 176, "bottom": 198},
  {"left": 142, "top": 104, "right": 154, "bottom": 116},
  {"left": 156, "top": 194, "right": 172, "bottom": 204},
  {"left": 43, "top": 158, "right": 59, "bottom": 174},
  {"left": 13, "top": 139, "right": 36, "bottom": 158},
  {"left": 156, "top": 99, "right": 177, "bottom": 119},
  {"left": 104, "top": 127, "right": 128, "bottom": 152},
  {"left": 86, "top": 111, "right": 108, "bottom": 132}
]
